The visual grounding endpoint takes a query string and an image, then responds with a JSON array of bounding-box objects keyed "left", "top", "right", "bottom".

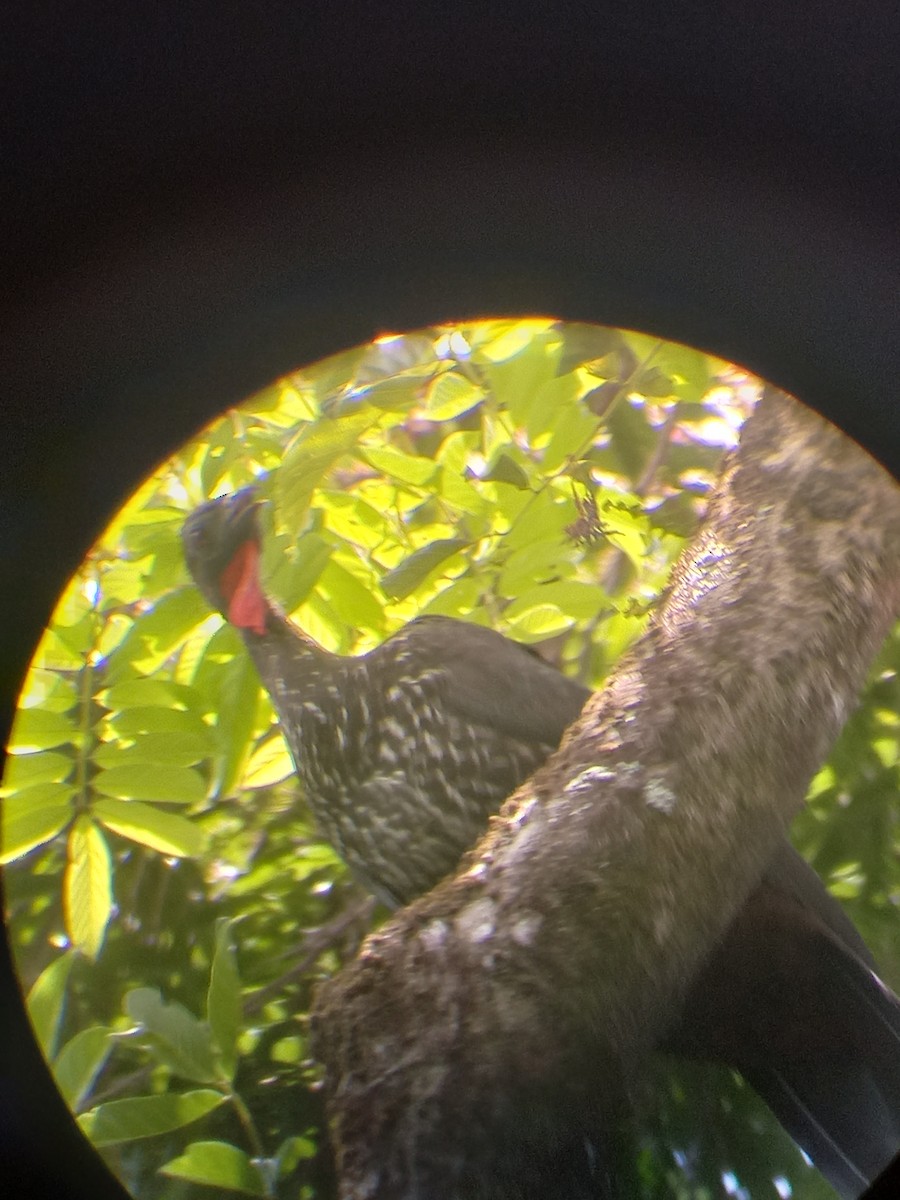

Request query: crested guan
[{"left": 182, "top": 485, "right": 900, "bottom": 1197}]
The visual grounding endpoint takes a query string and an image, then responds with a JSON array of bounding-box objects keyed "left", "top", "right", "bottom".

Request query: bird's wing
[
  {"left": 395, "top": 616, "right": 591, "bottom": 748},
  {"left": 350, "top": 771, "right": 496, "bottom": 907}
]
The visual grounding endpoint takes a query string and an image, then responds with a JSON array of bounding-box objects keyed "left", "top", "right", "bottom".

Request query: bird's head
[{"left": 181, "top": 486, "right": 269, "bottom": 635}]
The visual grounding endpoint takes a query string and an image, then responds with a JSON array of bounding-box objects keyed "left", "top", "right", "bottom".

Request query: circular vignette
[{"left": 3, "top": 7, "right": 900, "bottom": 1200}]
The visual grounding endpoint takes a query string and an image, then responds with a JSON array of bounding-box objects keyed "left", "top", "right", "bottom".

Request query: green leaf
[
  {"left": 274, "top": 1134, "right": 316, "bottom": 1177},
  {"left": 278, "top": 409, "right": 374, "bottom": 524},
  {"left": 555, "top": 322, "right": 627, "bottom": 376},
  {"left": 654, "top": 343, "right": 711, "bottom": 401},
  {"left": 597, "top": 500, "right": 649, "bottom": 568},
  {"left": 117, "top": 509, "right": 186, "bottom": 563},
  {"left": 497, "top": 540, "right": 573, "bottom": 599},
  {"left": 872, "top": 737, "right": 899, "bottom": 768},
  {"left": 92, "top": 797, "right": 206, "bottom": 858},
  {"left": 208, "top": 919, "right": 241, "bottom": 1081},
  {"left": 100, "top": 678, "right": 199, "bottom": 710},
  {"left": 380, "top": 538, "right": 469, "bottom": 601},
  {"left": 603, "top": 397, "right": 659, "bottom": 482},
  {"left": 647, "top": 493, "right": 699, "bottom": 539},
  {"left": 264, "top": 530, "right": 332, "bottom": 612},
  {"left": 422, "top": 574, "right": 483, "bottom": 618},
  {"left": 541, "top": 401, "right": 598, "bottom": 472},
  {"left": 313, "top": 493, "right": 384, "bottom": 550},
  {"left": 26, "top": 952, "right": 76, "bottom": 1059},
  {"left": 474, "top": 328, "right": 561, "bottom": 429},
  {"left": 435, "top": 432, "right": 491, "bottom": 516},
  {"left": 125, "top": 987, "right": 219, "bottom": 1083},
  {"left": 363, "top": 446, "right": 437, "bottom": 487},
  {"left": 91, "top": 763, "right": 206, "bottom": 804},
  {"left": 425, "top": 371, "right": 484, "bottom": 419},
  {"left": 209, "top": 652, "right": 261, "bottom": 800},
  {"left": 50, "top": 612, "right": 96, "bottom": 660},
  {"left": 79, "top": 1090, "right": 225, "bottom": 1146},
  {"left": 490, "top": 480, "right": 532, "bottom": 527},
  {"left": 64, "top": 816, "right": 113, "bottom": 960},
  {"left": 633, "top": 367, "right": 675, "bottom": 398},
  {"left": 292, "top": 590, "right": 345, "bottom": 652},
  {"left": 506, "top": 581, "right": 606, "bottom": 622},
  {"left": 17, "top": 669, "right": 79, "bottom": 715},
  {"left": 304, "top": 342, "right": 366, "bottom": 402},
  {"left": 504, "top": 490, "right": 574, "bottom": 551},
  {"left": 269, "top": 1036, "right": 304, "bottom": 1064},
  {"left": 483, "top": 453, "right": 530, "bottom": 489},
  {"left": 504, "top": 604, "right": 573, "bottom": 641},
  {"left": 582, "top": 381, "right": 626, "bottom": 418},
  {"left": 0, "top": 749, "right": 73, "bottom": 792},
  {"left": 352, "top": 375, "right": 424, "bottom": 412},
  {"left": 1, "top": 784, "right": 74, "bottom": 863},
  {"left": 357, "top": 331, "right": 436, "bottom": 382},
  {"left": 103, "top": 705, "right": 212, "bottom": 740},
  {"left": 669, "top": 401, "right": 710, "bottom": 423},
  {"left": 318, "top": 559, "right": 385, "bottom": 632},
  {"left": 91, "top": 730, "right": 209, "bottom": 769},
  {"left": 104, "top": 587, "right": 211, "bottom": 681},
  {"left": 9, "top": 709, "right": 79, "bottom": 752},
  {"left": 241, "top": 735, "right": 294, "bottom": 789},
  {"left": 54, "top": 1025, "right": 113, "bottom": 1110},
  {"left": 200, "top": 422, "right": 237, "bottom": 497},
  {"left": 159, "top": 1140, "right": 267, "bottom": 1196}
]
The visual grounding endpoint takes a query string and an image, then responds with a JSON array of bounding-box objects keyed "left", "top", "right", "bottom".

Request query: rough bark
[{"left": 311, "top": 387, "right": 900, "bottom": 1199}]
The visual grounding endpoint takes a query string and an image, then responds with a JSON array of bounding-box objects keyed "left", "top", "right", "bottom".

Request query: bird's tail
[{"left": 742, "top": 931, "right": 900, "bottom": 1199}]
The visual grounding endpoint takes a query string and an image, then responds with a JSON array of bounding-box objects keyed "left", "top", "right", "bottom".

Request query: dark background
[{"left": 2, "top": 3, "right": 899, "bottom": 1197}]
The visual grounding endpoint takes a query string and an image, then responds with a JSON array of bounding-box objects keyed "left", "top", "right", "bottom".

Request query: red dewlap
[{"left": 220, "top": 540, "right": 268, "bottom": 635}]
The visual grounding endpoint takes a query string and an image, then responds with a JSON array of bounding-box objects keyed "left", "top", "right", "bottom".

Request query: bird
[
  {"left": 182, "top": 489, "right": 585, "bottom": 906},
  {"left": 182, "top": 484, "right": 900, "bottom": 1197}
]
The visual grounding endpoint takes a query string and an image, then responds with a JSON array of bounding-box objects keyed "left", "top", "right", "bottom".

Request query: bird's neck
[
  {"left": 242, "top": 607, "right": 347, "bottom": 712},
  {"left": 216, "top": 534, "right": 347, "bottom": 712}
]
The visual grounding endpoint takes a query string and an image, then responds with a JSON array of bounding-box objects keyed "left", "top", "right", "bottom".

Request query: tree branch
[{"left": 311, "top": 388, "right": 900, "bottom": 1199}]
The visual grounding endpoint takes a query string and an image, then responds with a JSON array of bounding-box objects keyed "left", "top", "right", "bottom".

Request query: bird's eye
[{"left": 184, "top": 523, "right": 208, "bottom": 553}]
